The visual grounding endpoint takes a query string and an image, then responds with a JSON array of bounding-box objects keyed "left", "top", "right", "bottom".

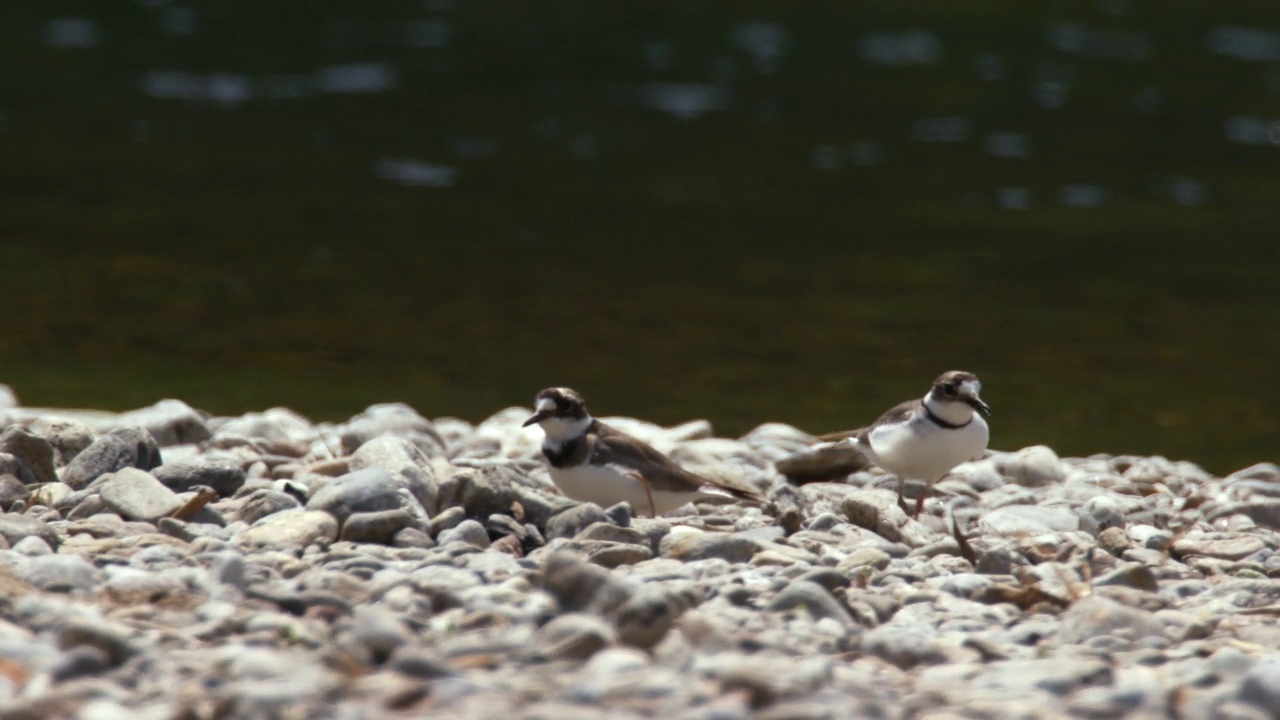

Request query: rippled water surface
[{"left": 2, "top": 3, "right": 1278, "bottom": 472}]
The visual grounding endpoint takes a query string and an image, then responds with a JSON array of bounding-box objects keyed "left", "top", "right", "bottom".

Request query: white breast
[
  {"left": 548, "top": 463, "right": 714, "bottom": 516},
  {"left": 864, "top": 415, "right": 989, "bottom": 483}
]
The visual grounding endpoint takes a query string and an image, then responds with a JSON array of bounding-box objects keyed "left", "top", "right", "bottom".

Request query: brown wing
[
  {"left": 855, "top": 399, "right": 921, "bottom": 445},
  {"left": 816, "top": 428, "right": 866, "bottom": 443},
  {"left": 590, "top": 421, "right": 760, "bottom": 501}
]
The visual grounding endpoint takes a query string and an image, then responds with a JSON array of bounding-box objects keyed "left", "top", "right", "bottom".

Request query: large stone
[
  {"left": 99, "top": 467, "right": 185, "bottom": 521},
  {"left": 28, "top": 418, "right": 95, "bottom": 466},
  {"left": 996, "top": 446, "right": 1066, "bottom": 487},
  {"left": 62, "top": 427, "right": 163, "bottom": 490},
  {"left": 347, "top": 436, "right": 439, "bottom": 513},
  {"left": 1057, "top": 596, "right": 1164, "bottom": 645},
  {"left": 340, "top": 508, "right": 415, "bottom": 544},
  {"left": 439, "top": 463, "right": 574, "bottom": 529},
  {"left": 842, "top": 489, "right": 936, "bottom": 548},
  {"left": 660, "top": 531, "right": 762, "bottom": 563},
  {"left": 112, "top": 399, "right": 211, "bottom": 447},
  {"left": 979, "top": 505, "right": 1080, "bottom": 535},
  {"left": 0, "top": 514, "right": 60, "bottom": 549},
  {"left": 340, "top": 402, "right": 446, "bottom": 457},
  {"left": 0, "top": 426, "right": 57, "bottom": 485},
  {"left": 306, "top": 467, "right": 411, "bottom": 525},
  {"left": 546, "top": 503, "right": 609, "bottom": 540},
  {"left": 239, "top": 509, "right": 339, "bottom": 549},
  {"left": 23, "top": 554, "right": 104, "bottom": 592},
  {"left": 1171, "top": 532, "right": 1266, "bottom": 561},
  {"left": 152, "top": 456, "right": 246, "bottom": 497}
]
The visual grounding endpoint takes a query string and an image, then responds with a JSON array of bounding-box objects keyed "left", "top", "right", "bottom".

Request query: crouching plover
[
  {"left": 838, "top": 371, "right": 991, "bottom": 517},
  {"left": 523, "top": 387, "right": 763, "bottom": 517}
]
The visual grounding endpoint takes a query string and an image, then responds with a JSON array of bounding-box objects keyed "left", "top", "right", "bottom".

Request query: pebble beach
[{"left": 1, "top": 388, "right": 1279, "bottom": 719}]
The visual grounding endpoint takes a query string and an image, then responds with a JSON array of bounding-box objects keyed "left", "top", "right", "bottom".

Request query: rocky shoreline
[{"left": 1, "top": 390, "right": 1279, "bottom": 719}]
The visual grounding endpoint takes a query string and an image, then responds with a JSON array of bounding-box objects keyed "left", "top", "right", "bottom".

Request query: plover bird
[
  {"left": 839, "top": 371, "right": 991, "bottom": 517},
  {"left": 523, "top": 387, "right": 762, "bottom": 517}
]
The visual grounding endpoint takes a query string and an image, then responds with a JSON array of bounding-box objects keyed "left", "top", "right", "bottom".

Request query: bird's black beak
[
  {"left": 522, "top": 410, "right": 551, "bottom": 427},
  {"left": 965, "top": 396, "right": 991, "bottom": 417}
]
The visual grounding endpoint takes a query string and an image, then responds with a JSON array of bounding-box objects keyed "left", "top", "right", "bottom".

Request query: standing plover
[
  {"left": 523, "top": 387, "right": 762, "bottom": 516},
  {"left": 840, "top": 371, "right": 990, "bottom": 517}
]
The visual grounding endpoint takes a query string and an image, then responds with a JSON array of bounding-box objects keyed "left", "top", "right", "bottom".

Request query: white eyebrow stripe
[{"left": 536, "top": 398, "right": 557, "bottom": 412}]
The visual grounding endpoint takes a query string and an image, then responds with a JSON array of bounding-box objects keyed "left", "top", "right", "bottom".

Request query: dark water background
[{"left": 2, "top": 2, "right": 1278, "bottom": 473}]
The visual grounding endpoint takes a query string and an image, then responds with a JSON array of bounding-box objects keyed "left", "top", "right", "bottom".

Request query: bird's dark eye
[{"left": 943, "top": 384, "right": 958, "bottom": 396}]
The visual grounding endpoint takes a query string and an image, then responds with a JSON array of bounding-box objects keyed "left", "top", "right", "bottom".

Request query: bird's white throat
[
  {"left": 539, "top": 415, "right": 592, "bottom": 446},
  {"left": 922, "top": 393, "right": 975, "bottom": 426}
]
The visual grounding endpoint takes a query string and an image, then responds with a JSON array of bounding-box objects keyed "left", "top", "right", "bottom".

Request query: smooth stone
[
  {"left": 387, "top": 646, "right": 453, "bottom": 679},
  {"left": 427, "top": 506, "right": 466, "bottom": 538},
  {"left": 0, "top": 426, "right": 57, "bottom": 485},
  {"left": 1058, "top": 596, "right": 1164, "bottom": 645},
  {"left": 861, "top": 623, "right": 951, "bottom": 669},
  {"left": 23, "top": 554, "right": 104, "bottom": 592},
  {"left": 340, "top": 402, "right": 446, "bottom": 457},
  {"left": 28, "top": 417, "right": 95, "bottom": 466},
  {"left": 603, "top": 502, "right": 632, "bottom": 527},
  {"left": 547, "top": 503, "right": 610, "bottom": 541},
  {"left": 56, "top": 618, "right": 138, "bottom": 666},
  {"left": 1078, "top": 495, "right": 1125, "bottom": 536},
  {"left": 0, "top": 514, "right": 60, "bottom": 549},
  {"left": 587, "top": 543, "right": 653, "bottom": 568},
  {"left": 0, "top": 473, "right": 29, "bottom": 508},
  {"left": 306, "top": 467, "right": 409, "bottom": 525},
  {"left": 1239, "top": 655, "right": 1280, "bottom": 714},
  {"left": 392, "top": 527, "right": 436, "bottom": 549},
  {"left": 997, "top": 445, "right": 1066, "bottom": 486},
  {"left": 341, "top": 508, "right": 415, "bottom": 544},
  {"left": 238, "top": 509, "right": 339, "bottom": 549},
  {"left": 661, "top": 532, "right": 762, "bottom": 563},
  {"left": 152, "top": 456, "right": 246, "bottom": 497},
  {"left": 50, "top": 645, "right": 113, "bottom": 682},
  {"left": 347, "top": 435, "right": 439, "bottom": 514},
  {"left": 112, "top": 399, "right": 211, "bottom": 447},
  {"left": 842, "top": 490, "right": 935, "bottom": 548},
  {"left": 0, "top": 384, "right": 15, "bottom": 408},
  {"left": 439, "top": 462, "right": 573, "bottom": 529},
  {"left": 62, "top": 427, "right": 163, "bottom": 490},
  {"left": 578, "top": 522, "right": 649, "bottom": 546},
  {"left": 99, "top": 467, "right": 185, "bottom": 521},
  {"left": 766, "top": 580, "right": 856, "bottom": 626},
  {"left": 1093, "top": 563, "right": 1158, "bottom": 592},
  {"left": 1172, "top": 533, "right": 1266, "bottom": 561},
  {"left": 437, "top": 519, "right": 491, "bottom": 549},
  {"left": 11, "top": 535, "right": 53, "bottom": 556},
  {"left": 980, "top": 505, "right": 1080, "bottom": 535},
  {"left": 537, "top": 612, "right": 616, "bottom": 660},
  {"left": 237, "top": 489, "right": 302, "bottom": 524},
  {"left": 350, "top": 605, "right": 411, "bottom": 662}
]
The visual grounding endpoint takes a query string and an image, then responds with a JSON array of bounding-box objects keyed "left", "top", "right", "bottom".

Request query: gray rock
[
  {"left": 307, "top": 467, "right": 411, "bottom": 525},
  {"left": 392, "top": 527, "right": 436, "bottom": 549},
  {"left": 980, "top": 505, "right": 1080, "bottom": 535},
  {"left": 50, "top": 645, "right": 112, "bottom": 682},
  {"left": 437, "top": 519, "right": 490, "bottom": 548},
  {"left": 238, "top": 509, "right": 339, "bottom": 549},
  {"left": 603, "top": 502, "right": 632, "bottom": 527},
  {"left": 0, "top": 426, "right": 56, "bottom": 485},
  {"left": 547, "top": 503, "right": 610, "bottom": 540},
  {"left": 767, "top": 580, "right": 856, "bottom": 626},
  {"left": 1093, "top": 563, "right": 1158, "bottom": 592},
  {"left": 1227, "top": 462, "right": 1280, "bottom": 484},
  {"left": 56, "top": 618, "right": 138, "bottom": 666},
  {"left": 1239, "top": 655, "right": 1280, "bottom": 715},
  {"left": 237, "top": 489, "right": 302, "bottom": 524},
  {"left": 11, "top": 535, "right": 53, "bottom": 556},
  {"left": 0, "top": 472, "right": 28, "bottom": 508},
  {"left": 0, "top": 384, "right": 15, "bottom": 408},
  {"left": 341, "top": 508, "right": 415, "bottom": 544},
  {"left": 861, "top": 623, "right": 951, "bottom": 669},
  {"left": 1058, "top": 596, "right": 1164, "bottom": 645},
  {"left": 427, "top": 506, "right": 466, "bottom": 538},
  {"left": 340, "top": 402, "right": 446, "bottom": 457},
  {"left": 842, "top": 489, "right": 936, "bottom": 548},
  {"left": 440, "top": 462, "right": 572, "bottom": 529},
  {"left": 537, "top": 613, "right": 616, "bottom": 660},
  {"left": 210, "top": 552, "right": 246, "bottom": 590},
  {"left": 28, "top": 417, "right": 95, "bottom": 466},
  {"left": 99, "top": 467, "right": 185, "bottom": 521},
  {"left": 23, "top": 553, "right": 104, "bottom": 592},
  {"left": 152, "top": 456, "right": 246, "bottom": 497},
  {"left": 578, "top": 522, "right": 649, "bottom": 546},
  {"left": 997, "top": 445, "right": 1066, "bottom": 486},
  {"left": 113, "top": 399, "right": 210, "bottom": 447},
  {"left": 347, "top": 435, "right": 439, "bottom": 514},
  {"left": 62, "top": 427, "right": 163, "bottom": 489},
  {"left": 1172, "top": 532, "right": 1266, "bottom": 561},
  {"left": 0, "top": 513, "right": 59, "bottom": 549},
  {"left": 387, "top": 647, "right": 453, "bottom": 679},
  {"left": 349, "top": 605, "right": 411, "bottom": 663},
  {"left": 1078, "top": 495, "right": 1125, "bottom": 537},
  {"left": 660, "top": 531, "right": 761, "bottom": 563}
]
